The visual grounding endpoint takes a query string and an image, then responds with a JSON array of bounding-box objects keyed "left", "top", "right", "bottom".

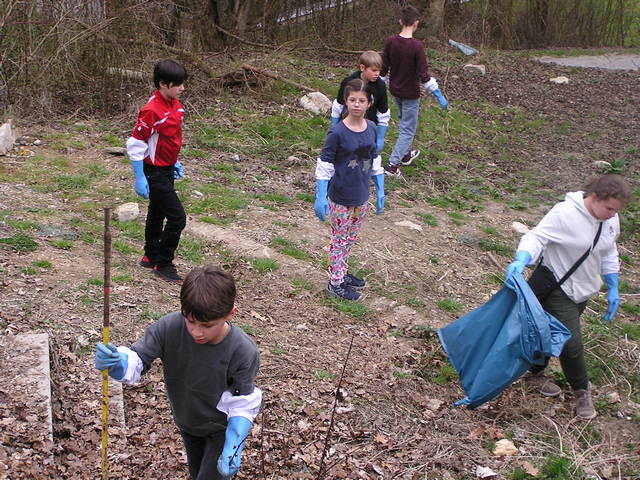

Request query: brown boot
[
  {"left": 523, "top": 372, "right": 561, "bottom": 397},
  {"left": 574, "top": 388, "right": 596, "bottom": 420}
]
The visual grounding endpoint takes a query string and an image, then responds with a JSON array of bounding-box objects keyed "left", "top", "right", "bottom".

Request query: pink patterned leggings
[{"left": 328, "top": 199, "right": 368, "bottom": 285}]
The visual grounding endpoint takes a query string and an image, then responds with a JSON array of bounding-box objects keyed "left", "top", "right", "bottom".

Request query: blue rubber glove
[
  {"left": 314, "top": 179, "right": 329, "bottom": 221},
  {"left": 376, "top": 125, "right": 388, "bottom": 154},
  {"left": 603, "top": 273, "right": 620, "bottom": 322},
  {"left": 379, "top": 75, "right": 388, "bottom": 85},
  {"left": 431, "top": 88, "right": 448, "bottom": 110},
  {"left": 217, "top": 416, "right": 252, "bottom": 477},
  {"left": 173, "top": 161, "right": 185, "bottom": 179},
  {"left": 331, "top": 116, "right": 340, "bottom": 127},
  {"left": 373, "top": 174, "right": 384, "bottom": 215},
  {"left": 95, "top": 343, "right": 128, "bottom": 381},
  {"left": 505, "top": 251, "right": 532, "bottom": 279},
  {"left": 130, "top": 160, "right": 149, "bottom": 199}
]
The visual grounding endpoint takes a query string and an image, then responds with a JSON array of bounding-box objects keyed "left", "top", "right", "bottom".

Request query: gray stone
[
  {"left": 37, "top": 224, "right": 79, "bottom": 240},
  {"left": 0, "top": 119, "right": 16, "bottom": 155},
  {"left": 105, "top": 147, "right": 126, "bottom": 155},
  {"left": 593, "top": 160, "right": 611, "bottom": 171},
  {"left": 33, "top": 139, "right": 43, "bottom": 146},
  {"left": 549, "top": 76, "right": 570, "bottom": 84},
  {"left": 299, "top": 91, "right": 331, "bottom": 115},
  {"left": 463, "top": 64, "right": 486, "bottom": 75},
  {"left": 113, "top": 202, "right": 139, "bottom": 222}
]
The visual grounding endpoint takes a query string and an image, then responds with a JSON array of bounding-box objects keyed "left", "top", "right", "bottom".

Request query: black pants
[
  {"left": 180, "top": 429, "right": 226, "bottom": 480},
  {"left": 143, "top": 164, "right": 186, "bottom": 267}
]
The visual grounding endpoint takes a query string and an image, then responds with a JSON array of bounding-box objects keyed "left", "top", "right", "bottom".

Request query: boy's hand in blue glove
[
  {"left": 95, "top": 342, "right": 128, "bottom": 381},
  {"left": 376, "top": 125, "right": 388, "bottom": 154},
  {"left": 505, "top": 251, "right": 532, "bottom": 279},
  {"left": 173, "top": 161, "right": 185, "bottom": 179},
  {"left": 603, "top": 273, "right": 620, "bottom": 322},
  {"left": 130, "top": 160, "right": 149, "bottom": 199},
  {"left": 314, "top": 179, "right": 329, "bottom": 221},
  {"left": 217, "top": 416, "right": 252, "bottom": 477},
  {"left": 373, "top": 174, "right": 384, "bottom": 215}
]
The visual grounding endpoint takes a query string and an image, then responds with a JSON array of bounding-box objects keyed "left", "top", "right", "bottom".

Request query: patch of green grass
[
  {"left": 447, "top": 211, "right": 466, "bottom": 225},
  {"left": 0, "top": 233, "right": 38, "bottom": 252},
  {"left": 177, "top": 237, "right": 207, "bottom": 263},
  {"left": 32, "top": 260, "right": 52, "bottom": 269},
  {"left": 480, "top": 225, "right": 500, "bottom": 236},
  {"left": 482, "top": 272, "right": 504, "bottom": 286},
  {"left": 49, "top": 239, "right": 73, "bottom": 250},
  {"left": 101, "top": 133, "right": 122, "bottom": 147},
  {"left": 115, "top": 220, "right": 145, "bottom": 241},
  {"left": 250, "top": 257, "right": 279, "bottom": 273},
  {"left": 477, "top": 237, "right": 513, "bottom": 257},
  {"left": 20, "top": 266, "right": 37, "bottom": 275},
  {"left": 406, "top": 297, "right": 426, "bottom": 308},
  {"left": 314, "top": 369, "right": 336, "bottom": 381},
  {"left": 112, "top": 274, "right": 133, "bottom": 284},
  {"left": 291, "top": 278, "right": 314, "bottom": 291},
  {"left": 182, "top": 148, "right": 209, "bottom": 159},
  {"left": 140, "top": 307, "right": 163, "bottom": 322},
  {"left": 256, "top": 193, "right": 292, "bottom": 204},
  {"left": 239, "top": 324, "right": 258, "bottom": 336},
  {"left": 617, "top": 322, "right": 640, "bottom": 340},
  {"left": 270, "top": 237, "right": 310, "bottom": 260},
  {"left": 321, "top": 296, "right": 370, "bottom": 318},
  {"left": 112, "top": 239, "right": 137, "bottom": 255},
  {"left": 437, "top": 297, "right": 464, "bottom": 313},
  {"left": 538, "top": 455, "right": 583, "bottom": 479},
  {"left": 188, "top": 184, "right": 251, "bottom": 222},
  {"left": 416, "top": 212, "right": 439, "bottom": 226},
  {"left": 621, "top": 303, "right": 640, "bottom": 316},
  {"left": 54, "top": 174, "right": 91, "bottom": 191},
  {"left": 296, "top": 192, "right": 314, "bottom": 203},
  {"left": 6, "top": 218, "right": 38, "bottom": 231},
  {"left": 619, "top": 254, "right": 633, "bottom": 265},
  {"left": 87, "top": 277, "right": 103, "bottom": 286}
]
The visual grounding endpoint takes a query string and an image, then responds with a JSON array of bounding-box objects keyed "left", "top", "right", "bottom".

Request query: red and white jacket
[{"left": 126, "top": 89, "right": 184, "bottom": 167}]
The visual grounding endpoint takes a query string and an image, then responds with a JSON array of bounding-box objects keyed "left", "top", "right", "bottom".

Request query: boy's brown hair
[
  {"left": 583, "top": 174, "right": 632, "bottom": 204},
  {"left": 359, "top": 50, "right": 383, "bottom": 70},
  {"left": 180, "top": 265, "right": 236, "bottom": 322},
  {"left": 400, "top": 5, "right": 420, "bottom": 26}
]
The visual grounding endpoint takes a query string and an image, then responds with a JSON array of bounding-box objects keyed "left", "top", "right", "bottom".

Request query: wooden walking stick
[{"left": 101, "top": 207, "right": 112, "bottom": 479}]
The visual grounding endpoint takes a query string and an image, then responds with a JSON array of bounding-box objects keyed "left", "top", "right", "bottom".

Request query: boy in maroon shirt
[
  {"left": 126, "top": 59, "right": 187, "bottom": 282},
  {"left": 381, "top": 6, "right": 448, "bottom": 176}
]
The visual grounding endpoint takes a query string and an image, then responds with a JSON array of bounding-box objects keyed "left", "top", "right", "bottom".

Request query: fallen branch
[
  {"left": 214, "top": 24, "right": 275, "bottom": 49},
  {"left": 316, "top": 334, "right": 355, "bottom": 479},
  {"left": 241, "top": 63, "right": 315, "bottom": 92},
  {"left": 485, "top": 251, "right": 502, "bottom": 270}
]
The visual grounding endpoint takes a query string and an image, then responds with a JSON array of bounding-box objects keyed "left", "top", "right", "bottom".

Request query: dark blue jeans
[
  {"left": 143, "top": 164, "right": 186, "bottom": 267},
  {"left": 530, "top": 287, "right": 589, "bottom": 390},
  {"left": 180, "top": 429, "right": 226, "bottom": 480}
]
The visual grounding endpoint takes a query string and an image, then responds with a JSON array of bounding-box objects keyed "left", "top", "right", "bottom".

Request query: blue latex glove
[
  {"left": 94, "top": 343, "right": 127, "bottom": 381},
  {"left": 505, "top": 251, "right": 532, "bottom": 279},
  {"left": 431, "top": 88, "right": 448, "bottom": 110},
  {"left": 379, "top": 75, "right": 388, "bottom": 85},
  {"left": 173, "top": 161, "right": 185, "bottom": 179},
  {"left": 314, "top": 179, "right": 329, "bottom": 221},
  {"left": 331, "top": 116, "right": 340, "bottom": 127},
  {"left": 603, "top": 273, "right": 620, "bottom": 322},
  {"left": 217, "top": 416, "right": 252, "bottom": 477},
  {"left": 130, "top": 160, "right": 149, "bottom": 199},
  {"left": 376, "top": 125, "right": 388, "bottom": 154},
  {"left": 373, "top": 174, "right": 384, "bottom": 214}
]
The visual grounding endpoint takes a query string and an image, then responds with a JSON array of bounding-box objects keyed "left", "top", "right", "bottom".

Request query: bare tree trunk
[{"left": 425, "top": 0, "right": 446, "bottom": 37}]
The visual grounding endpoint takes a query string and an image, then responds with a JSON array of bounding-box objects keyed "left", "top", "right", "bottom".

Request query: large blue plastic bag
[{"left": 437, "top": 274, "right": 571, "bottom": 409}]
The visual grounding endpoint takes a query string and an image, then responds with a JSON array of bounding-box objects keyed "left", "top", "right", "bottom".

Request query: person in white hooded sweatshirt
[{"left": 505, "top": 174, "right": 632, "bottom": 420}]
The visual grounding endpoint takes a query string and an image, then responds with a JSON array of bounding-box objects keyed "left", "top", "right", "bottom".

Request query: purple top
[{"left": 381, "top": 34, "right": 432, "bottom": 99}]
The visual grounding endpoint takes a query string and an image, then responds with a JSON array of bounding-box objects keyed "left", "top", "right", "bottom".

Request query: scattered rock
[
  {"left": 394, "top": 220, "right": 423, "bottom": 231},
  {"left": 511, "top": 221, "right": 530, "bottom": 234},
  {"left": 606, "top": 391, "right": 620, "bottom": 403},
  {"left": 299, "top": 91, "right": 331, "bottom": 115},
  {"left": 113, "top": 202, "right": 140, "bottom": 222},
  {"left": 593, "top": 160, "right": 611, "bottom": 171},
  {"left": 550, "top": 76, "right": 569, "bottom": 84},
  {"left": 425, "top": 398, "right": 445, "bottom": 411},
  {"left": 287, "top": 155, "right": 302, "bottom": 166},
  {"left": 105, "top": 147, "right": 126, "bottom": 156},
  {"left": 37, "top": 224, "right": 78, "bottom": 240},
  {"left": 33, "top": 139, "right": 43, "bottom": 146},
  {"left": 193, "top": 190, "right": 204, "bottom": 198},
  {"left": 493, "top": 439, "right": 518, "bottom": 456},
  {"left": 476, "top": 465, "right": 497, "bottom": 478},
  {"left": 463, "top": 64, "right": 486, "bottom": 75},
  {"left": 231, "top": 154, "right": 241, "bottom": 162},
  {"left": 0, "top": 119, "right": 16, "bottom": 155}
]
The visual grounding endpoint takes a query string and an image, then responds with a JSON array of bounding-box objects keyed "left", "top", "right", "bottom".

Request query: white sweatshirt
[{"left": 518, "top": 191, "right": 620, "bottom": 303}]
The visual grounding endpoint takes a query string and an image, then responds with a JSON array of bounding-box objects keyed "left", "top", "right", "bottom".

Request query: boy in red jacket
[{"left": 126, "top": 59, "right": 187, "bottom": 282}]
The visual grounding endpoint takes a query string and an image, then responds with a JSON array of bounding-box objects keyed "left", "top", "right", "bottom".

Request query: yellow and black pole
[{"left": 101, "top": 207, "right": 112, "bottom": 479}]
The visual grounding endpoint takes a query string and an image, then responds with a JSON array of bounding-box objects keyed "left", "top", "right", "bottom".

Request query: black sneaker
[
  {"left": 326, "top": 281, "right": 361, "bottom": 301},
  {"left": 139, "top": 255, "right": 154, "bottom": 268},
  {"left": 400, "top": 149, "right": 420, "bottom": 166},
  {"left": 153, "top": 264, "right": 183, "bottom": 283},
  {"left": 383, "top": 163, "right": 401, "bottom": 177},
  {"left": 344, "top": 272, "right": 366, "bottom": 290}
]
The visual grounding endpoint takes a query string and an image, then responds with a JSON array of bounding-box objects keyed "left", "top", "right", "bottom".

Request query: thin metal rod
[{"left": 101, "top": 207, "right": 112, "bottom": 480}]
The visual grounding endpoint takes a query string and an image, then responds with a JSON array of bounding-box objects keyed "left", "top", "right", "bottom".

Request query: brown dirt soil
[{"left": 0, "top": 50, "right": 639, "bottom": 479}]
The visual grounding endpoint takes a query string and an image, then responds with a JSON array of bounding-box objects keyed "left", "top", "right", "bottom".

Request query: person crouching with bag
[{"left": 505, "top": 174, "right": 632, "bottom": 420}]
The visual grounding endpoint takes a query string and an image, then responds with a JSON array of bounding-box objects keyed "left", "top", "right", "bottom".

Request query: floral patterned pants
[{"left": 328, "top": 199, "right": 368, "bottom": 285}]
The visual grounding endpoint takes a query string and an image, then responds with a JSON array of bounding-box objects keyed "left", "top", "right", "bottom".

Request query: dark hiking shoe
[
  {"left": 153, "top": 264, "right": 183, "bottom": 283},
  {"left": 383, "top": 163, "right": 401, "bottom": 177},
  {"left": 400, "top": 149, "right": 420, "bottom": 166},
  {"left": 523, "top": 371, "right": 561, "bottom": 397},
  {"left": 326, "top": 281, "right": 361, "bottom": 301},
  {"left": 139, "top": 256, "right": 154, "bottom": 268},
  {"left": 574, "top": 388, "right": 596, "bottom": 420},
  {"left": 344, "top": 272, "right": 366, "bottom": 290}
]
